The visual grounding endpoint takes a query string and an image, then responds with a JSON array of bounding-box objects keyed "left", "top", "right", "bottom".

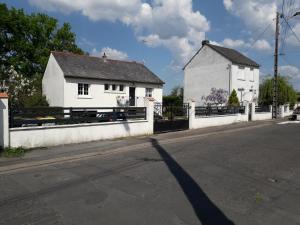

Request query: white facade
[
  {"left": 43, "top": 53, "right": 163, "bottom": 107},
  {"left": 184, "top": 45, "right": 259, "bottom": 105}
]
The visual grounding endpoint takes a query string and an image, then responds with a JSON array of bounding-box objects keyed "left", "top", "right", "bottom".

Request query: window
[
  {"left": 250, "top": 68, "right": 254, "bottom": 81},
  {"left": 145, "top": 88, "right": 153, "bottom": 97},
  {"left": 105, "top": 84, "right": 110, "bottom": 91},
  {"left": 112, "top": 84, "right": 116, "bottom": 91},
  {"left": 119, "top": 85, "right": 124, "bottom": 92},
  {"left": 78, "top": 83, "right": 89, "bottom": 96},
  {"left": 237, "top": 66, "right": 245, "bottom": 80}
]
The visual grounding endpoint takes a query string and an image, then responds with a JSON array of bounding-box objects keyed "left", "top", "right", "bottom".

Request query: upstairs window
[
  {"left": 119, "top": 85, "right": 124, "bottom": 92},
  {"left": 105, "top": 84, "right": 110, "bottom": 91},
  {"left": 112, "top": 84, "right": 116, "bottom": 91},
  {"left": 78, "top": 83, "right": 89, "bottom": 96},
  {"left": 237, "top": 66, "right": 245, "bottom": 80},
  {"left": 146, "top": 88, "right": 153, "bottom": 97},
  {"left": 250, "top": 67, "right": 255, "bottom": 81}
]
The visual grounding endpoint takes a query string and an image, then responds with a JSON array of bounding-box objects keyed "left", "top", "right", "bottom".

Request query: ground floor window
[
  {"left": 146, "top": 88, "right": 153, "bottom": 97},
  {"left": 78, "top": 83, "right": 89, "bottom": 96}
]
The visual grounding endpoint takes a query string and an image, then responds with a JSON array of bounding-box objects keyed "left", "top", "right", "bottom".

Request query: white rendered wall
[
  {"left": 252, "top": 112, "right": 272, "bottom": 121},
  {"left": 184, "top": 45, "right": 231, "bottom": 104},
  {"left": 10, "top": 120, "right": 152, "bottom": 148},
  {"left": 42, "top": 54, "right": 65, "bottom": 107},
  {"left": 63, "top": 78, "right": 163, "bottom": 107},
  {"left": 191, "top": 114, "right": 248, "bottom": 129},
  {"left": 231, "top": 65, "right": 260, "bottom": 102}
]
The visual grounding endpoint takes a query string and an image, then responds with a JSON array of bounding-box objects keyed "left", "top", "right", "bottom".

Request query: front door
[{"left": 129, "top": 87, "right": 135, "bottom": 106}]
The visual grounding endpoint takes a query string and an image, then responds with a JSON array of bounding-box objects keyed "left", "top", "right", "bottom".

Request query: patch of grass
[
  {"left": 254, "top": 192, "right": 263, "bottom": 204},
  {"left": 0, "top": 147, "right": 27, "bottom": 158}
]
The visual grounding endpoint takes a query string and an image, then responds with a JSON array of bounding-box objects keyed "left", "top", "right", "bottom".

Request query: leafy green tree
[
  {"left": 259, "top": 76, "right": 297, "bottom": 106},
  {"left": 0, "top": 3, "right": 83, "bottom": 107},
  {"left": 163, "top": 85, "right": 184, "bottom": 106},
  {"left": 228, "top": 89, "right": 240, "bottom": 107}
]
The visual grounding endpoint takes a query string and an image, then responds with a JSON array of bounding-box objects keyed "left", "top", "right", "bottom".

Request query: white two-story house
[
  {"left": 42, "top": 51, "right": 164, "bottom": 107},
  {"left": 183, "top": 40, "right": 260, "bottom": 105}
]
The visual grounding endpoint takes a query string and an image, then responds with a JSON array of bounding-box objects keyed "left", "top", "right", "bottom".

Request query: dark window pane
[
  {"left": 105, "top": 84, "right": 109, "bottom": 90},
  {"left": 119, "top": 85, "right": 124, "bottom": 91},
  {"left": 112, "top": 84, "right": 116, "bottom": 91}
]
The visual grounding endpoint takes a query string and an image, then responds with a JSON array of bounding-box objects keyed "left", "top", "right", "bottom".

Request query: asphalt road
[{"left": 0, "top": 122, "right": 299, "bottom": 225}]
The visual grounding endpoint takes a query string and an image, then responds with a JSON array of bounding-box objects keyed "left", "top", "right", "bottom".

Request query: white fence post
[
  {"left": 188, "top": 100, "right": 195, "bottom": 129},
  {"left": 244, "top": 103, "right": 249, "bottom": 121},
  {"left": 0, "top": 93, "right": 9, "bottom": 148},
  {"left": 145, "top": 97, "right": 154, "bottom": 134},
  {"left": 279, "top": 105, "right": 285, "bottom": 118},
  {"left": 269, "top": 105, "right": 272, "bottom": 113}
]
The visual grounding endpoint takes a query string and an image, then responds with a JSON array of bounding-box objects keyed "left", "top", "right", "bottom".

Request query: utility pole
[{"left": 272, "top": 12, "right": 280, "bottom": 119}]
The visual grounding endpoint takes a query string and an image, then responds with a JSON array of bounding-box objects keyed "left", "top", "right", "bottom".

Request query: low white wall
[
  {"left": 190, "top": 114, "right": 248, "bottom": 129},
  {"left": 252, "top": 112, "right": 272, "bottom": 121},
  {"left": 10, "top": 120, "right": 152, "bottom": 148}
]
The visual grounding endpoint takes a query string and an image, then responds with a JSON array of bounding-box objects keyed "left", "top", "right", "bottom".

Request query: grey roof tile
[
  {"left": 206, "top": 44, "right": 260, "bottom": 68},
  {"left": 52, "top": 52, "right": 164, "bottom": 85}
]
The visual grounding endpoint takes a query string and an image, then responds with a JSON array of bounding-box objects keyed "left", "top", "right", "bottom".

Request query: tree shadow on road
[{"left": 150, "top": 138, "right": 235, "bottom": 225}]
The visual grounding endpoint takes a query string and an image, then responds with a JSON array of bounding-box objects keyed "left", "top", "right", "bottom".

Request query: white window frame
[
  {"left": 78, "top": 83, "right": 90, "bottom": 97},
  {"left": 237, "top": 65, "right": 245, "bottom": 80},
  {"left": 145, "top": 88, "right": 153, "bottom": 97}
]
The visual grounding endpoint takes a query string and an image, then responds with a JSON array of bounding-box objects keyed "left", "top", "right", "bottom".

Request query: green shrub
[{"left": 228, "top": 89, "right": 240, "bottom": 107}]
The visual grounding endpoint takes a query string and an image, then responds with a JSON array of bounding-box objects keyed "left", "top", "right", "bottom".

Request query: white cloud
[
  {"left": 223, "top": 0, "right": 300, "bottom": 48},
  {"left": 91, "top": 47, "right": 128, "bottom": 60},
  {"left": 219, "top": 38, "right": 271, "bottom": 51},
  {"left": 253, "top": 39, "right": 272, "bottom": 50},
  {"left": 29, "top": 0, "right": 210, "bottom": 67},
  {"left": 279, "top": 65, "right": 300, "bottom": 78}
]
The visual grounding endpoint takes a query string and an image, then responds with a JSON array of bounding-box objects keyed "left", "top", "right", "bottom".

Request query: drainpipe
[{"left": 228, "top": 64, "right": 232, "bottom": 95}]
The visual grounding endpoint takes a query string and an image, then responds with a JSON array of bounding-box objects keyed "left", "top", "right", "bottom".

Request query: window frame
[
  {"left": 78, "top": 83, "right": 90, "bottom": 96},
  {"left": 104, "top": 84, "right": 110, "bottom": 91},
  {"left": 119, "top": 84, "right": 124, "bottom": 92},
  {"left": 145, "top": 88, "right": 153, "bottom": 97}
]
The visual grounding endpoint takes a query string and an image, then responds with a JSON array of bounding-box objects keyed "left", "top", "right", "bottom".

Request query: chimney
[
  {"left": 202, "top": 40, "right": 210, "bottom": 46},
  {"left": 102, "top": 52, "right": 107, "bottom": 62}
]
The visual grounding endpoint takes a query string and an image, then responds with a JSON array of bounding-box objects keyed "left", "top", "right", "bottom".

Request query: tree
[
  {"left": 259, "top": 76, "right": 297, "bottom": 106},
  {"left": 0, "top": 3, "right": 83, "bottom": 107},
  {"left": 163, "top": 85, "right": 184, "bottom": 106},
  {"left": 228, "top": 89, "right": 240, "bottom": 107},
  {"left": 202, "top": 88, "right": 228, "bottom": 105}
]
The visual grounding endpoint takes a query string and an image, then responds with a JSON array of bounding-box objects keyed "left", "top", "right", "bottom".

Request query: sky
[{"left": 2, "top": 0, "right": 300, "bottom": 93}]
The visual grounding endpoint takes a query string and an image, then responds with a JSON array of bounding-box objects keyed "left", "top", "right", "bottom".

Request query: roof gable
[{"left": 51, "top": 52, "right": 164, "bottom": 85}]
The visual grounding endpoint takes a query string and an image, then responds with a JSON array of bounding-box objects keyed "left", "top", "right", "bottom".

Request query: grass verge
[{"left": 0, "top": 147, "right": 28, "bottom": 158}]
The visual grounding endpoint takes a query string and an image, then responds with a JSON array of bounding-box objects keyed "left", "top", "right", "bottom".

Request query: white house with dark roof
[
  {"left": 42, "top": 52, "right": 164, "bottom": 107},
  {"left": 183, "top": 40, "right": 260, "bottom": 105}
]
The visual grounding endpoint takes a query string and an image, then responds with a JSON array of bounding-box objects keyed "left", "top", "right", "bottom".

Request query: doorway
[{"left": 129, "top": 87, "right": 135, "bottom": 106}]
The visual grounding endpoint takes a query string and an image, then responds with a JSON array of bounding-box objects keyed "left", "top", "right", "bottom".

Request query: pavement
[{"left": 0, "top": 120, "right": 299, "bottom": 225}]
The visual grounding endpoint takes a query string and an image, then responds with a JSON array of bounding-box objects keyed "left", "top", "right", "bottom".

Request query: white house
[
  {"left": 183, "top": 40, "right": 260, "bottom": 105},
  {"left": 42, "top": 52, "right": 164, "bottom": 107}
]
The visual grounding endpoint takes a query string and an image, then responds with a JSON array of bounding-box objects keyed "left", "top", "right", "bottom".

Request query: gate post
[
  {"left": 188, "top": 100, "right": 195, "bottom": 129},
  {"left": 251, "top": 102, "right": 255, "bottom": 121},
  {"left": 145, "top": 97, "right": 154, "bottom": 134},
  {"left": 0, "top": 93, "right": 9, "bottom": 148},
  {"left": 243, "top": 102, "right": 249, "bottom": 121}
]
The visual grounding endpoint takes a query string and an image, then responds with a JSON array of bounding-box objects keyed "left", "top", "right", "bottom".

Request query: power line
[
  {"left": 283, "top": 16, "right": 300, "bottom": 43},
  {"left": 244, "top": 21, "right": 274, "bottom": 54}
]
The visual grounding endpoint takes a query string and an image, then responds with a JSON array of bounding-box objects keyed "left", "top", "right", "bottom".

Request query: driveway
[{"left": 0, "top": 121, "right": 299, "bottom": 225}]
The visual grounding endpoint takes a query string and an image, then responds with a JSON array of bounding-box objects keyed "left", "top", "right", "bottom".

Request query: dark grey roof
[
  {"left": 206, "top": 44, "right": 260, "bottom": 68},
  {"left": 52, "top": 52, "right": 164, "bottom": 85},
  {"left": 183, "top": 43, "right": 260, "bottom": 70}
]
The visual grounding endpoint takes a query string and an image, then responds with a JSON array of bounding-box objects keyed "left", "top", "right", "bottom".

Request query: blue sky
[{"left": 2, "top": 0, "right": 300, "bottom": 93}]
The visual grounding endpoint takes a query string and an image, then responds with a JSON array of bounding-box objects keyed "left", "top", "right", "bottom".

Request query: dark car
[{"left": 291, "top": 106, "right": 300, "bottom": 120}]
